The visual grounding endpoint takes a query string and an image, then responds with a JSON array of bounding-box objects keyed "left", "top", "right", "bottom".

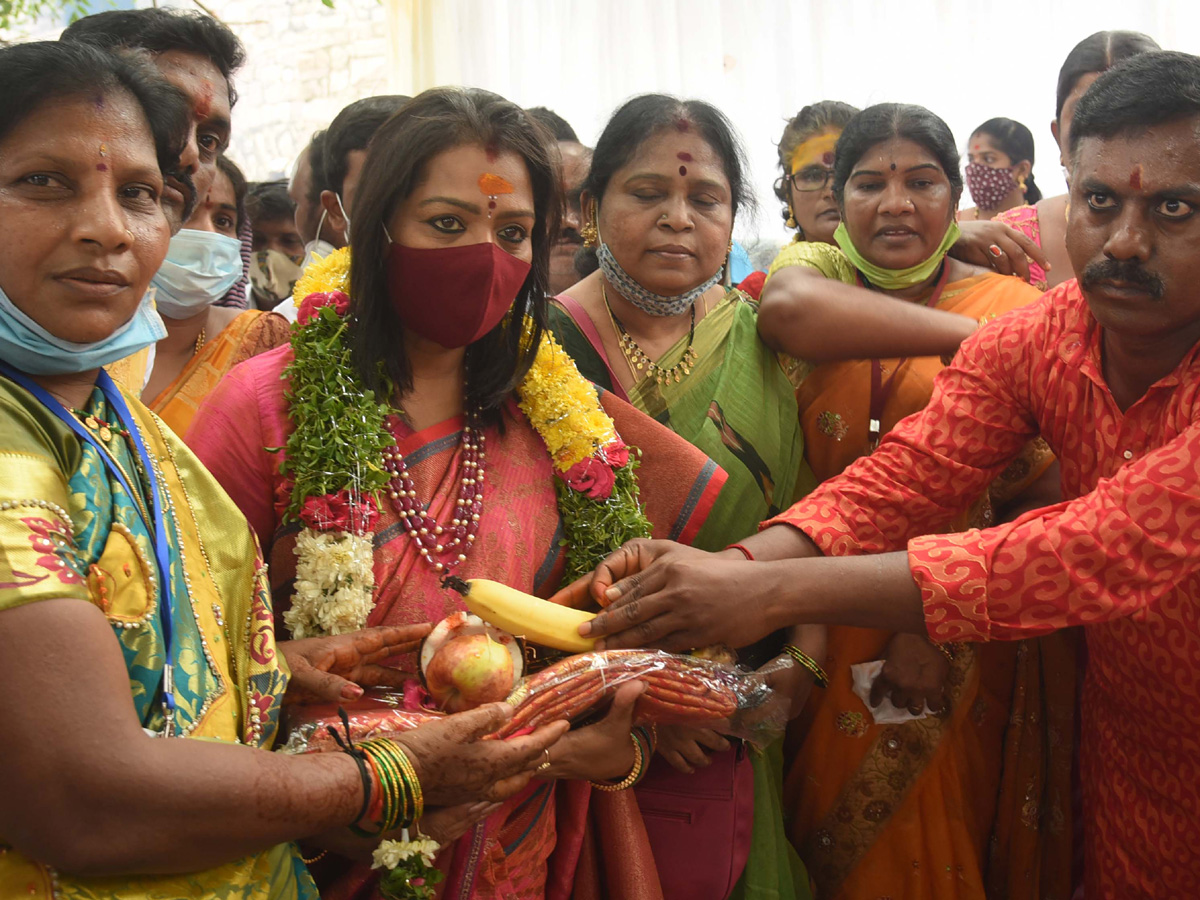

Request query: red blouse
[{"left": 772, "top": 280, "right": 1200, "bottom": 897}]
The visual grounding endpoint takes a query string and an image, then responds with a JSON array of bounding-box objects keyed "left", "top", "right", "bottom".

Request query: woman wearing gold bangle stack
[
  {"left": 0, "top": 42, "right": 567, "bottom": 900},
  {"left": 756, "top": 102, "right": 1070, "bottom": 900}
]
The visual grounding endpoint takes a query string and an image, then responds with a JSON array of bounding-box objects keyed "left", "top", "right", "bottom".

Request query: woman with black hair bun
[
  {"left": 959, "top": 117, "right": 1042, "bottom": 223},
  {"left": 994, "top": 29, "right": 1160, "bottom": 289}
]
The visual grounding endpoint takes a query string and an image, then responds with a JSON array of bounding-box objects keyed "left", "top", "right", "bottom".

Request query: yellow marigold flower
[{"left": 293, "top": 246, "right": 352, "bottom": 307}]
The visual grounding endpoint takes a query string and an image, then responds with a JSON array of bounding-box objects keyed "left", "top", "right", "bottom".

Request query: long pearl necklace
[{"left": 381, "top": 407, "right": 486, "bottom": 574}]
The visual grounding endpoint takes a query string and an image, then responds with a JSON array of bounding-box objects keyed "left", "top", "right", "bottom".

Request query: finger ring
[
  {"left": 987, "top": 243, "right": 1004, "bottom": 258},
  {"left": 537, "top": 748, "right": 551, "bottom": 772}
]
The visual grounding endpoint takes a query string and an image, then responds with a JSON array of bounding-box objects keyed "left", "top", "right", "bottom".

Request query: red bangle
[{"left": 725, "top": 543, "right": 754, "bottom": 561}]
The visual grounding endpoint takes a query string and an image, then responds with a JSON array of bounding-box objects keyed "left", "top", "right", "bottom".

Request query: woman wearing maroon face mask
[{"left": 188, "top": 88, "right": 729, "bottom": 900}]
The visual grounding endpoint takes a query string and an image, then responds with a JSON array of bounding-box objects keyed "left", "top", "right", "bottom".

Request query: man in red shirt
[{"left": 570, "top": 51, "right": 1200, "bottom": 898}]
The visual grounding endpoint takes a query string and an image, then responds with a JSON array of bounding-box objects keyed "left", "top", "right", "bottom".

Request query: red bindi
[
  {"left": 485, "top": 144, "right": 498, "bottom": 163},
  {"left": 679, "top": 165, "right": 688, "bottom": 176},
  {"left": 676, "top": 117, "right": 690, "bottom": 132},
  {"left": 1130, "top": 164, "right": 1143, "bottom": 190},
  {"left": 96, "top": 163, "right": 108, "bottom": 172},
  {"left": 676, "top": 151, "right": 693, "bottom": 162},
  {"left": 488, "top": 199, "right": 497, "bottom": 210},
  {"left": 195, "top": 81, "right": 213, "bottom": 118}
]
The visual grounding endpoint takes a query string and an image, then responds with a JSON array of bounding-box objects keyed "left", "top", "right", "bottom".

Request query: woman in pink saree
[{"left": 190, "top": 88, "right": 725, "bottom": 900}]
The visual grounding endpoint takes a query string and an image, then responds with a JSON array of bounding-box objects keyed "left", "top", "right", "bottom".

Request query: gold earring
[
  {"left": 581, "top": 210, "right": 598, "bottom": 248},
  {"left": 785, "top": 207, "right": 797, "bottom": 229},
  {"left": 727, "top": 237, "right": 733, "bottom": 254},
  {"left": 1018, "top": 175, "right": 1028, "bottom": 193}
]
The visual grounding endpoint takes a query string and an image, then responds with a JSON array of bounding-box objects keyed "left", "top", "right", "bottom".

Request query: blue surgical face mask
[
  {"left": 150, "top": 229, "right": 244, "bottom": 319},
  {"left": 0, "top": 282, "right": 166, "bottom": 376}
]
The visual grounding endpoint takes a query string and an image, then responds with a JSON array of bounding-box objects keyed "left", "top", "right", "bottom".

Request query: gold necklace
[
  {"left": 194, "top": 327, "right": 206, "bottom": 355},
  {"left": 602, "top": 283, "right": 697, "bottom": 385}
]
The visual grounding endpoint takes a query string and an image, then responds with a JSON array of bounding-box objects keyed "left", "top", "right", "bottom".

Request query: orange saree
[
  {"left": 149, "top": 308, "right": 290, "bottom": 436},
  {"left": 780, "top": 269, "right": 1075, "bottom": 899},
  {"left": 188, "top": 344, "right": 726, "bottom": 900}
]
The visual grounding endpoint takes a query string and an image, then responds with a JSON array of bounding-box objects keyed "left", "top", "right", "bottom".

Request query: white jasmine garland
[
  {"left": 283, "top": 527, "right": 376, "bottom": 638},
  {"left": 372, "top": 836, "right": 441, "bottom": 870}
]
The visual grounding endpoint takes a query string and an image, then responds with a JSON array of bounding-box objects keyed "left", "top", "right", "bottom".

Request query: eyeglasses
[{"left": 789, "top": 165, "right": 834, "bottom": 193}]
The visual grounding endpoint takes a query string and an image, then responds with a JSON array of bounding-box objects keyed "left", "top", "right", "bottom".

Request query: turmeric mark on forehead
[
  {"left": 1130, "top": 164, "right": 1144, "bottom": 190},
  {"left": 478, "top": 173, "right": 515, "bottom": 195}
]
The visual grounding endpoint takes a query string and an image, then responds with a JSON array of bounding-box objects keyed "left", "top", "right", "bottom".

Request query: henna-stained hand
[
  {"left": 394, "top": 702, "right": 570, "bottom": 807},
  {"left": 279, "top": 623, "right": 432, "bottom": 705}
]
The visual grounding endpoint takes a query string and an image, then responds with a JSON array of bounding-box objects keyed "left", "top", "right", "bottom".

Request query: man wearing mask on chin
[{"left": 63, "top": 9, "right": 289, "bottom": 436}]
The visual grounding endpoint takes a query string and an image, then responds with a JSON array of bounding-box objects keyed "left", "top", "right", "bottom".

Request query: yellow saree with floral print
[{"left": 0, "top": 376, "right": 315, "bottom": 900}]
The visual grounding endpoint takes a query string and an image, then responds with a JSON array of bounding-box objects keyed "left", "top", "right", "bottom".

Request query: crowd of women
[{"left": 0, "top": 8, "right": 1188, "bottom": 900}]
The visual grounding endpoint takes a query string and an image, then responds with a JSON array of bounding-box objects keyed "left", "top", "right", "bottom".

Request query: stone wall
[
  {"left": 198, "top": 0, "right": 394, "bottom": 180},
  {"left": 0, "top": 0, "right": 398, "bottom": 181}
]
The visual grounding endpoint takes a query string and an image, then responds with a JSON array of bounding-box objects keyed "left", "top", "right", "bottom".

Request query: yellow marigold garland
[{"left": 284, "top": 250, "right": 651, "bottom": 625}]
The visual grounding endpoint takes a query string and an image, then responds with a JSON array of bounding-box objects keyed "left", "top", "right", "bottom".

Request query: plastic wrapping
[
  {"left": 495, "top": 649, "right": 789, "bottom": 747},
  {"left": 280, "top": 688, "right": 444, "bottom": 754}
]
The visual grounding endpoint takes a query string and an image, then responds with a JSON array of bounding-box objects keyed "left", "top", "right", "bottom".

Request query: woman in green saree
[{"left": 0, "top": 41, "right": 565, "bottom": 899}]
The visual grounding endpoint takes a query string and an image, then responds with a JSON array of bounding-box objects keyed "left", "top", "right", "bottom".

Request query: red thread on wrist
[{"left": 726, "top": 543, "right": 754, "bottom": 561}]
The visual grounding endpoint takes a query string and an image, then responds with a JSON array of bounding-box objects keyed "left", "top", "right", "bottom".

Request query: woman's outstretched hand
[
  {"left": 280, "top": 623, "right": 432, "bottom": 705},
  {"left": 574, "top": 539, "right": 779, "bottom": 652},
  {"left": 952, "top": 219, "right": 1051, "bottom": 283}
]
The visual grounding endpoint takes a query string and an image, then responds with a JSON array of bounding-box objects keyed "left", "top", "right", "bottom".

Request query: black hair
[
  {"left": 316, "top": 95, "right": 411, "bottom": 198},
  {"left": 526, "top": 106, "right": 580, "bottom": 143},
  {"left": 832, "top": 103, "right": 963, "bottom": 208},
  {"left": 214, "top": 155, "right": 247, "bottom": 231},
  {"left": 585, "top": 94, "right": 755, "bottom": 222},
  {"left": 970, "top": 117, "right": 1042, "bottom": 204},
  {"left": 61, "top": 8, "right": 245, "bottom": 106},
  {"left": 348, "top": 87, "right": 560, "bottom": 425},
  {"left": 1070, "top": 51, "right": 1200, "bottom": 162},
  {"left": 246, "top": 179, "right": 297, "bottom": 226},
  {"left": 772, "top": 100, "right": 860, "bottom": 224},
  {"left": 1055, "top": 30, "right": 1160, "bottom": 120},
  {"left": 305, "top": 129, "right": 329, "bottom": 210},
  {"left": 0, "top": 41, "right": 189, "bottom": 181}
]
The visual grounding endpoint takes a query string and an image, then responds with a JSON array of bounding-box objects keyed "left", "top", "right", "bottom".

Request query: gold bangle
[
  {"left": 590, "top": 732, "right": 645, "bottom": 792},
  {"left": 932, "top": 641, "right": 958, "bottom": 663},
  {"left": 783, "top": 644, "right": 829, "bottom": 688},
  {"left": 301, "top": 849, "right": 328, "bottom": 865}
]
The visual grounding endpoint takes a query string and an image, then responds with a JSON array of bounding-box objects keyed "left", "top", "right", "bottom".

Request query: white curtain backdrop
[{"left": 381, "top": 0, "right": 1200, "bottom": 247}]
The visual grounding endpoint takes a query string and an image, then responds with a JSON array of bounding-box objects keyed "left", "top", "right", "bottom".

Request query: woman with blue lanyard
[{"left": 0, "top": 41, "right": 565, "bottom": 899}]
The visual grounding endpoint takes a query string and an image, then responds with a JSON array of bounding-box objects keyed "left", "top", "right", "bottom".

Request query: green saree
[{"left": 550, "top": 288, "right": 814, "bottom": 900}]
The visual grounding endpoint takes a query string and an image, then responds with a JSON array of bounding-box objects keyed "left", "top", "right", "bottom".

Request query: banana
[{"left": 445, "top": 576, "right": 595, "bottom": 652}]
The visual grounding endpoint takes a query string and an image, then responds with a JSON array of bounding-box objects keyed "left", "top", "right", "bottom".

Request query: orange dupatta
[
  {"left": 149, "top": 309, "right": 290, "bottom": 437},
  {"left": 785, "top": 272, "right": 1074, "bottom": 900}
]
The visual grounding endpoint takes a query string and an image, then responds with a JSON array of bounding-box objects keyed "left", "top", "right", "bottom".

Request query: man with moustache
[{"left": 577, "top": 51, "right": 1200, "bottom": 898}]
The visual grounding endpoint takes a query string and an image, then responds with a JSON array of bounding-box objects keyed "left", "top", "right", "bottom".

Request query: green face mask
[{"left": 833, "top": 220, "right": 961, "bottom": 290}]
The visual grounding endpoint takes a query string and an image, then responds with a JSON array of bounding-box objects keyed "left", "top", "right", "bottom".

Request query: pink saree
[{"left": 189, "top": 344, "right": 726, "bottom": 900}]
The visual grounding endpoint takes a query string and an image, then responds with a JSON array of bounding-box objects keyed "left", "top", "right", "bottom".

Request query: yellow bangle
[
  {"left": 783, "top": 644, "right": 829, "bottom": 688},
  {"left": 590, "top": 732, "right": 645, "bottom": 792}
]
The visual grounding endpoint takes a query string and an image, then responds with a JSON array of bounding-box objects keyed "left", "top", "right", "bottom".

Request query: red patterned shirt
[{"left": 773, "top": 280, "right": 1200, "bottom": 898}]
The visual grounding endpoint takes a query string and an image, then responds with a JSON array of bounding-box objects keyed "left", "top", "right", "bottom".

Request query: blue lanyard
[{"left": 0, "top": 362, "right": 178, "bottom": 735}]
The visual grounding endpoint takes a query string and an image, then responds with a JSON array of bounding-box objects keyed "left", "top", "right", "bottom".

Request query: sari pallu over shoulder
[
  {"left": 763, "top": 256, "right": 1073, "bottom": 900},
  {"left": 0, "top": 376, "right": 313, "bottom": 900},
  {"left": 187, "top": 343, "right": 726, "bottom": 900}
]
